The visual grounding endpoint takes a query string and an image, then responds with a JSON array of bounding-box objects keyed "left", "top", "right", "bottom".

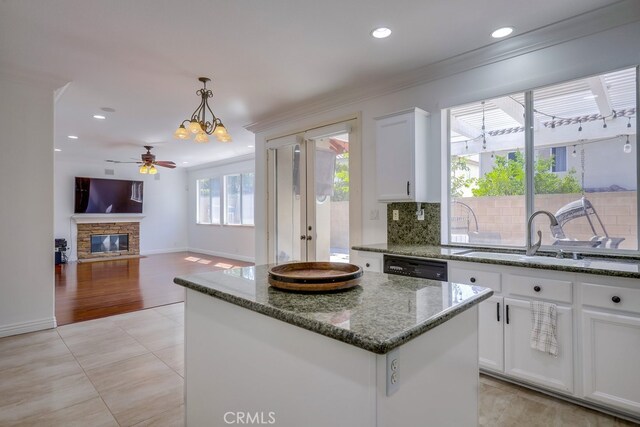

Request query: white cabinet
[
  {"left": 503, "top": 298, "right": 574, "bottom": 393},
  {"left": 374, "top": 108, "right": 429, "bottom": 202},
  {"left": 579, "top": 275, "right": 640, "bottom": 416},
  {"left": 479, "top": 295, "right": 504, "bottom": 372},
  {"left": 351, "top": 250, "right": 383, "bottom": 273}
]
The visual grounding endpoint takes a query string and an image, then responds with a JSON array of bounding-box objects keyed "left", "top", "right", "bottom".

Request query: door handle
[
  {"left": 497, "top": 302, "right": 500, "bottom": 322},
  {"left": 300, "top": 235, "right": 306, "bottom": 240},
  {"left": 306, "top": 235, "right": 313, "bottom": 241}
]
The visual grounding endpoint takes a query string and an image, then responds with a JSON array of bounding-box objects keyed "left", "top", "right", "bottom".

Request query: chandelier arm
[{"left": 190, "top": 96, "right": 207, "bottom": 123}]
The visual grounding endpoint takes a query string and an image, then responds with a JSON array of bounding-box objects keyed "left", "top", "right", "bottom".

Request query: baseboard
[
  {"left": 187, "top": 247, "right": 255, "bottom": 263},
  {"left": 0, "top": 316, "right": 57, "bottom": 338},
  {"left": 141, "top": 247, "right": 189, "bottom": 256}
]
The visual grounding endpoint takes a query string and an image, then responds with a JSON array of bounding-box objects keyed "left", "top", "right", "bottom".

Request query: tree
[
  {"left": 471, "top": 151, "right": 582, "bottom": 197},
  {"left": 451, "top": 156, "right": 477, "bottom": 197},
  {"left": 332, "top": 154, "right": 349, "bottom": 201}
]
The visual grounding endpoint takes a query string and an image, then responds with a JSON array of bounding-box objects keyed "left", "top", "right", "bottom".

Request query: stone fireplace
[{"left": 74, "top": 217, "right": 141, "bottom": 260}]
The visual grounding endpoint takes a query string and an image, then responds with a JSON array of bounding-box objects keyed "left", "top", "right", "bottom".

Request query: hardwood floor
[{"left": 55, "top": 252, "right": 253, "bottom": 326}]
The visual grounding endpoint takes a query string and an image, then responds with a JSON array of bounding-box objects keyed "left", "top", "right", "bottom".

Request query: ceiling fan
[{"left": 106, "top": 146, "right": 176, "bottom": 175}]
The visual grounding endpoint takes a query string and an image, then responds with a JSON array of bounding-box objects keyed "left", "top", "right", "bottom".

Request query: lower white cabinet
[
  {"left": 351, "top": 251, "right": 383, "bottom": 273},
  {"left": 479, "top": 295, "right": 504, "bottom": 371},
  {"left": 582, "top": 309, "right": 640, "bottom": 413},
  {"left": 503, "top": 298, "right": 573, "bottom": 393}
]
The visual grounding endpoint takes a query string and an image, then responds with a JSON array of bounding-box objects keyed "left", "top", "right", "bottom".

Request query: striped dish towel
[{"left": 530, "top": 301, "right": 558, "bottom": 356}]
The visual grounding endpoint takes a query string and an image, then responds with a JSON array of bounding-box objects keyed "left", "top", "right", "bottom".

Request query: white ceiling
[{"left": 0, "top": 0, "right": 620, "bottom": 168}]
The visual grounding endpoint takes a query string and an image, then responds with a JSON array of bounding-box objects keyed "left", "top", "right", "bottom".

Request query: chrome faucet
[{"left": 526, "top": 210, "right": 559, "bottom": 256}]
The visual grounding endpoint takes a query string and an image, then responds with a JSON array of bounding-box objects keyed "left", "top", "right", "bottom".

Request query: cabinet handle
[
  {"left": 612, "top": 296, "right": 621, "bottom": 304},
  {"left": 406, "top": 181, "right": 410, "bottom": 196},
  {"left": 533, "top": 285, "right": 541, "bottom": 292},
  {"left": 470, "top": 277, "right": 476, "bottom": 283},
  {"left": 365, "top": 263, "right": 370, "bottom": 268},
  {"left": 506, "top": 305, "right": 510, "bottom": 324},
  {"left": 496, "top": 302, "right": 500, "bottom": 322}
]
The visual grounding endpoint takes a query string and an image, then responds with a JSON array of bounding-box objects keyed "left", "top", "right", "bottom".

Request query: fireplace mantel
[{"left": 72, "top": 214, "right": 145, "bottom": 224}]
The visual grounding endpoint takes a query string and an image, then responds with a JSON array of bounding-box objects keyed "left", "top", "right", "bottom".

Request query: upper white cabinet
[{"left": 374, "top": 108, "right": 429, "bottom": 202}]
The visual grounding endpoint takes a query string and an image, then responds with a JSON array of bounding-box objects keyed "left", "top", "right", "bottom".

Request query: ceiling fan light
[
  {"left": 195, "top": 132, "right": 209, "bottom": 143},
  {"left": 139, "top": 164, "right": 149, "bottom": 174},
  {"left": 148, "top": 165, "right": 158, "bottom": 175},
  {"left": 188, "top": 120, "right": 202, "bottom": 134},
  {"left": 174, "top": 125, "right": 189, "bottom": 140}
]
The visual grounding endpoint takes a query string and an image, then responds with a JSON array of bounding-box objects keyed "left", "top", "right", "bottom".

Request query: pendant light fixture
[{"left": 174, "top": 77, "right": 232, "bottom": 143}]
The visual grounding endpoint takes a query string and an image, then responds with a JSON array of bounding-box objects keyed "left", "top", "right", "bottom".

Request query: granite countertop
[
  {"left": 174, "top": 265, "right": 493, "bottom": 354},
  {"left": 353, "top": 243, "right": 640, "bottom": 279}
]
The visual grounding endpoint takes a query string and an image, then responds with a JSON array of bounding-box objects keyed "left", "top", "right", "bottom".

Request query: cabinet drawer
[
  {"left": 504, "top": 274, "right": 572, "bottom": 303},
  {"left": 449, "top": 267, "right": 501, "bottom": 292},
  {"left": 582, "top": 283, "right": 640, "bottom": 315}
]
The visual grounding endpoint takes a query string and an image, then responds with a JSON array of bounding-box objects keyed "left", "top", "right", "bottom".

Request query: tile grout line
[{"left": 55, "top": 328, "right": 123, "bottom": 427}]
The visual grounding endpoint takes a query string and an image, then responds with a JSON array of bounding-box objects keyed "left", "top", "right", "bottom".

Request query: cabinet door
[
  {"left": 479, "top": 295, "right": 504, "bottom": 372},
  {"left": 376, "top": 113, "right": 414, "bottom": 201},
  {"left": 504, "top": 298, "right": 573, "bottom": 393},
  {"left": 582, "top": 309, "right": 640, "bottom": 414},
  {"left": 351, "top": 251, "right": 383, "bottom": 273}
]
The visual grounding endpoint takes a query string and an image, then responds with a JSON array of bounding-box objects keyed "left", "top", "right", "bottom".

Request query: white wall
[
  {"left": 254, "top": 21, "right": 640, "bottom": 263},
  {"left": 186, "top": 155, "right": 255, "bottom": 262},
  {"left": 54, "top": 159, "right": 189, "bottom": 260},
  {"left": 0, "top": 78, "right": 55, "bottom": 336}
]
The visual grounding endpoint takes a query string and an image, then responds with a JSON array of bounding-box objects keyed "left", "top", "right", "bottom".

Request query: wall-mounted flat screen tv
[{"left": 74, "top": 177, "right": 144, "bottom": 214}]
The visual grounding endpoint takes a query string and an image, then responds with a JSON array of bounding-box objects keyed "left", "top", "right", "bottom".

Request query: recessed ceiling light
[
  {"left": 67, "top": 135, "right": 78, "bottom": 139},
  {"left": 93, "top": 114, "right": 106, "bottom": 120},
  {"left": 491, "top": 27, "right": 514, "bottom": 38},
  {"left": 248, "top": 145, "right": 254, "bottom": 148},
  {"left": 182, "top": 161, "right": 189, "bottom": 164},
  {"left": 54, "top": 148, "right": 62, "bottom": 152},
  {"left": 371, "top": 27, "right": 392, "bottom": 39}
]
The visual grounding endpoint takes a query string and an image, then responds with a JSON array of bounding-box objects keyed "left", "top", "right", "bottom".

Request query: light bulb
[
  {"left": 217, "top": 135, "right": 232, "bottom": 143},
  {"left": 195, "top": 132, "right": 209, "bottom": 143},
  {"left": 139, "top": 164, "right": 148, "bottom": 174},
  {"left": 174, "top": 125, "right": 189, "bottom": 140},
  {"left": 213, "top": 123, "right": 227, "bottom": 136},
  {"left": 148, "top": 165, "right": 158, "bottom": 175},
  {"left": 188, "top": 120, "right": 202, "bottom": 134},
  {"left": 624, "top": 142, "right": 632, "bottom": 154}
]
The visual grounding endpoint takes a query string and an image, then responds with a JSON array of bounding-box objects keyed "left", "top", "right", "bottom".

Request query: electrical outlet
[
  {"left": 417, "top": 209, "right": 425, "bottom": 221},
  {"left": 386, "top": 348, "right": 400, "bottom": 396},
  {"left": 392, "top": 210, "right": 399, "bottom": 221}
]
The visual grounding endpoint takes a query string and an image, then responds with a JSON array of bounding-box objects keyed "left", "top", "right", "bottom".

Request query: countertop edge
[
  {"left": 352, "top": 245, "right": 640, "bottom": 279},
  {"left": 174, "top": 277, "right": 493, "bottom": 354}
]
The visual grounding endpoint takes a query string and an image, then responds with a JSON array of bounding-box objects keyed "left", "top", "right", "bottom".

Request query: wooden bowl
[{"left": 268, "top": 262, "right": 363, "bottom": 292}]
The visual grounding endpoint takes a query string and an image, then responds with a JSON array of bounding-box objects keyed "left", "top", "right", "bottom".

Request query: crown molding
[{"left": 245, "top": 0, "right": 640, "bottom": 134}]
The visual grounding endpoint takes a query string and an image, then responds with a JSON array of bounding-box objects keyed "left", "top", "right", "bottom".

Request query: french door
[{"left": 267, "top": 121, "right": 354, "bottom": 263}]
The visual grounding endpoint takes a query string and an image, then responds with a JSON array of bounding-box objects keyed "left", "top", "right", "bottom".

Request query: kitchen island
[{"left": 174, "top": 265, "right": 493, "bottom": 427}]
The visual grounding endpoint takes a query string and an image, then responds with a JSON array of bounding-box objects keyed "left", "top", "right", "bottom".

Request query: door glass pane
[
  {"left": 274, "top": 145, "right": 302, "bottom": 262},
  {"left": 313, "top": 133, "right": 349, "bottom": 262},
  {"left": 532, "top": 67, "right": 637, "bottom": 250},
  {"left": 449, "top": 93, "right": 526, "bottom": 246},
  {"left": 225, "top": 175, "right": 241, "bottom": 225}
]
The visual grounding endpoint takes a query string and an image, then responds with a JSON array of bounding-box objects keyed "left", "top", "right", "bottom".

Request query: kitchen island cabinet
[{"left": 174, "top": 265, "right": 492, "bottom": 427}]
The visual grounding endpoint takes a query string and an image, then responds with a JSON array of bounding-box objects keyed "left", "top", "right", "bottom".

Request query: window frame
[
  {"left": 196, "top": 171, "right": 255, "bottom": 227},
  {"left": 443, "top": 65, "right": 640, "bottom": 255}
]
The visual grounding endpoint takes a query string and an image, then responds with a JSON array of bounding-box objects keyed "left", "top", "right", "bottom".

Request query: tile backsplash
[{"left": 387, "top": 202, "right": 441, "bottom": 245}]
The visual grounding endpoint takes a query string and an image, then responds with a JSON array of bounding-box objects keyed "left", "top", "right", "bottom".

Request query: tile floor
[{"left": 1, "top": 303, "right": 638, "bottom": 426}]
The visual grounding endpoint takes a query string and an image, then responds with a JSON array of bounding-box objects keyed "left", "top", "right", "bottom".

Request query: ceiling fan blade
[
  {"left": 105, "top": 160, "right": 142, "bottom": 164},
  {"left": 154, "top": 161, "right": 177, "bottom": 169}
]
